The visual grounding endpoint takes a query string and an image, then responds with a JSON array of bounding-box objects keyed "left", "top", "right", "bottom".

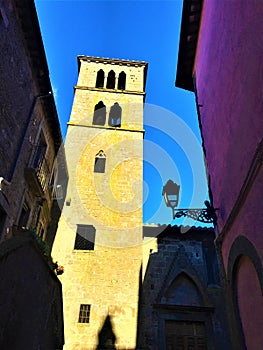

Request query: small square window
[
  {"left": 74, "top": 225, "right": 95, "bottom": 250},
  {"left": 78, "top": 304, "right": 91, "bottom": 323},
  {"left": 94, "top": 157, "right": 106, "bottom": 173}
]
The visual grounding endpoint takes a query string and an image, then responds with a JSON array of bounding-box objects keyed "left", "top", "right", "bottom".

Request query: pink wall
[
  {"left": 221, "top": 166, "right": 263, "bottom": 269},
  {"left": 193, "top": 1, "right": 263, "bottom": 348},
  {"left": 194, "top": 0, "right": 263, "bottom": 261},
  {"left": 237, "top": 256, "right": 263, "bottom": 349}
]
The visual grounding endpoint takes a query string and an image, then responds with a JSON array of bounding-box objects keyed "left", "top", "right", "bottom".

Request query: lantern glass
[{"left": 162, "top": 180, "right": 180, "bottom": 209}]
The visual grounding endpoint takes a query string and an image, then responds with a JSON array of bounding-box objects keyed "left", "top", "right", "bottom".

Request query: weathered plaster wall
[
  {"left": 195, "top": 0, "right": 263, "bottom": 233},
  {"left": 236, "top": 256, "right": 263, "bottom": 350},
  {"left": 194, "top": 1, "right": 263, "bottom": 348},
  {"left": 221, "top": 167, "right": 263, "bottom": 268}
]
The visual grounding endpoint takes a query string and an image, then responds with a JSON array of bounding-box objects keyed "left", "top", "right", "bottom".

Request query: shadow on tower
[{"left": 96, "top": 315, "right": 116, "bottom": 350}]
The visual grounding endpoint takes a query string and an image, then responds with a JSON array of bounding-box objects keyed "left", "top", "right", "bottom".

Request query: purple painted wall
[
  {"left": 195, "top": 0, "right": 262, "bottom": 232},
  {"left": 193, "top": 0, "right": 263, "bottom": 348},
  {"left": 236, "top": 256, "right": 263, "bottom": 349}
]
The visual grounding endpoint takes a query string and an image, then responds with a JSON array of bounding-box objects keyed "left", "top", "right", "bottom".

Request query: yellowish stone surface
[{"left": 52, "top": 56, "right": 148, "bottom": 349}]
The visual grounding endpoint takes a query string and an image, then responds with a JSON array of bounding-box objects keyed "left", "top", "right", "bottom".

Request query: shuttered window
[{"left": 78, "top": 304, "right": 91, "bottom": 323}]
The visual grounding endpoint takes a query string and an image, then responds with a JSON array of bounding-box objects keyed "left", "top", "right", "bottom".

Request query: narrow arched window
[
  {"left": 96, "top": 69, "right": 104, "bottom": 88},
  {"left": 118, "top": 71, "right": 126, "bottom": 90},
  {"left": 108, "top": 103, "right": 122, "bottom": 127},
  {"left": 106, "top": 70, "right": 115, "bottom": 89},
  {"left": 93, "top": 101, "right": 106, "bottom": 126},
  {"left": 94, "top": 150, "right": 106, "bottom": 173}
]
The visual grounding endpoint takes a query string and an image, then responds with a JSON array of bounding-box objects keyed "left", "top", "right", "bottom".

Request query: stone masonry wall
[
  {"left": 138, "top": 232, "right": 231, "bottom": 350},
  {"left": 0, "top": 1, "right": 60, "bottom": 239},
  {"left": 52, "top": 57, "right": 147, "bottom": 349}
]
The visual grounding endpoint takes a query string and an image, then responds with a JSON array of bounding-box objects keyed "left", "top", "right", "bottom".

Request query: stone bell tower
[{"left": 52, "top": 56, "right": 148, "bottom": 349}]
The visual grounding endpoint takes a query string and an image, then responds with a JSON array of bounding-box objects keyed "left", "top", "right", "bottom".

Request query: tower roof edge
[{"left": 77, "top": 55, "right": 148, "bottom": 68}]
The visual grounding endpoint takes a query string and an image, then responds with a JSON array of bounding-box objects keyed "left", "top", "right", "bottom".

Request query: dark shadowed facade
[
  {"left": 0, "top": 0, "right": 67, "bottom": 245},
  {"left": 176, "top": 1, "right": 263, "bottom": 349},
  {"left": 0, "top": 1, "right": 66, "bottom": 348},
  {"left": 0, "top": 229, "right": 64, "bottom": 349},
  {"left": 138, "top": 225, "right": 231, "bottom": 350}
]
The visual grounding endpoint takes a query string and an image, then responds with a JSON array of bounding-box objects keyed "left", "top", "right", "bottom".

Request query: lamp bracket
[{"left": 173, "top": 206, "right": 218, "bottom": 224}]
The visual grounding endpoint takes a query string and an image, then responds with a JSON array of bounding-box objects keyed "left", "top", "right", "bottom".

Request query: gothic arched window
[
  {"left": 108, "top": 103, "right": 122, "bottom": 127},
  {"left": 96, "top": 69, "right": 104, "bottom": 88},
  {"left": 93, "top": 101, "right": 106, "bottom": 126},
  {"left": 106, "top": 70, "right": 115, "bottom": 89},
  {"left": 94, "top": 150, "right": 106, "bottom": 173},
  {"left": 118, "top": 71, "right": 126, "bottom": 90}
]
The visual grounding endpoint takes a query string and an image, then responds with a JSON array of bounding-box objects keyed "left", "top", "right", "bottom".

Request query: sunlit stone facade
[{"left": 52, "top": 56, "right": 148, "bottom": 349}]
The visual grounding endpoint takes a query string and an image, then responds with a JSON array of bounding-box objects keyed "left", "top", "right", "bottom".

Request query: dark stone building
[
  {"left": 138, "top": 225, "right": 231, "bottom": 350},
  {"left": 0, "top": 0, "right": 66, "bottom": 244},
  {"left": 0, "top": 1, "right": 66, "bottom": 348}
]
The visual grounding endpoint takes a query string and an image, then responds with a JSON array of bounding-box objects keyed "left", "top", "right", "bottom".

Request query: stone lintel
[{"left": 74, "top": 85, "right": 146, "bottom": 96}]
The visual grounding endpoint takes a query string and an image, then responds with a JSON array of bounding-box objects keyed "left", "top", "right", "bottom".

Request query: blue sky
[{"left": 35, "top": 0, "right": 209, "bottom": 226}]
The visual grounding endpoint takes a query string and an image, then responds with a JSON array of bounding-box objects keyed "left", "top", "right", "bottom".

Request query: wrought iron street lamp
[{"left": 162, "top": 180, "right": 217, "bottom": 224}]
